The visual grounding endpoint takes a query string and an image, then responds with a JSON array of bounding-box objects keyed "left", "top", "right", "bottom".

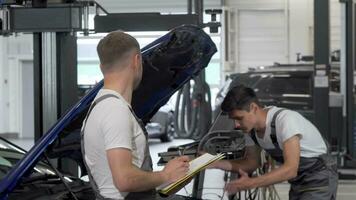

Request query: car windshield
[{"left": 0, "top": 138, "right": 55, "bottom": 180}]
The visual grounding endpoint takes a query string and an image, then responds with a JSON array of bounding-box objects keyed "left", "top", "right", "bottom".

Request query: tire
[{"left": 160, "top": 112, "right": 175, "bottom": 142}]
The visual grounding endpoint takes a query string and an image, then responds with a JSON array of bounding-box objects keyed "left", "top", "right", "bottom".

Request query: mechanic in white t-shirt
[
  {"left": 81, "top": 31, "right": 190, "bottom": 200},
  {"left": 211, "top": 85, "right": 338, "bottom": 200}
]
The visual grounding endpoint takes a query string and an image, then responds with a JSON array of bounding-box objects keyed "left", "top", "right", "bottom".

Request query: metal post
[
  {"left": 188, "top": 0, "right": 192, "bottom": 14},
  {"left": 33, "top": 33, "right": 43, "bottom": 141},
  {"left": 56, "top": 32, "right": 78, "bottom": 117},
  {"left": 33, "top": 31, "right": 78, "bottom": 175},
  {"left": 192, "top": 1, "right": 209, "bottom": 199},
  {"left": 56, "top": 32, "right": 78, "bottom": 176},
  {"left": 42, "top": 32, "right": 58, "bottom": 132},
  {"left": 83, "top": 1, "right": 90, "bottom": 36},
  {"left": 313, "top": 0, "right": 330, "bottom": 141},
  {"left": 345, "top": 0, "right": 355, "bottom": 160},
  {"left": 194, "top": 0, "right": 204, "bottom": 26},
  {"left": 192, "top": 171, "right": 205, "bottom": 198}
]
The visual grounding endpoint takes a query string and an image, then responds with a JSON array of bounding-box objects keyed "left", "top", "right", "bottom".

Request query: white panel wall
[
  {"left": 8, "top": 57, "right": 21, "bottom": 135},
  {"left": 21, "top": 60, "right": 34, "bottom": 139},
  {"left": 224, "top": 0, "right": 287, "bottom": 72},
  {"left": 225, "top": 0, "right": 284, "bottom": 10},
  {"left": 0, "top": 34, "right": 33, "bottom": 137},
  {"left": 223, "top": 0, "right": 342, "bottom": 74},
  {"left": 289, "top": 0, "right": 313, "bottom": 62},
  {"left": 0, "top": 37, "right": 10, "bottom": 134},
  {"left": 330, "top": 0, "right": 341, "bottom": 52},
  {"left": 0, "top": 38, "right": 5, "bottom": 133},
  {"left": 238, "top": 10, "right": 286, "bottom": 72}
]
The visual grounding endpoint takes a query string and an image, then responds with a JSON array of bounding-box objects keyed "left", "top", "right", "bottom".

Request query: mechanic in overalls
[
  {"left": 211, "top": 85, "right": 338, "bottom": 199},
  {"left": 81, "top": 31, "right": 190, "bottom": 200}
]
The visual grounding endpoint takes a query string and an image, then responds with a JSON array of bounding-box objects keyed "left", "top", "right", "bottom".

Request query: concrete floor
[{"left": 8, "top": 138, "right": 356, "bottom": 199}]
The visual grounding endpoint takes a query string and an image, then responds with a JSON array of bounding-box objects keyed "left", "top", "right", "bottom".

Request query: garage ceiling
[{"left": 95, "top": 0, "right": 222, "bottom": 13}]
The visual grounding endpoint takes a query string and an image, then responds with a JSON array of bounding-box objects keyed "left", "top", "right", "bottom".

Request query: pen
[{"left": 178, "top": 147, "right": 184, "bottom": 156}]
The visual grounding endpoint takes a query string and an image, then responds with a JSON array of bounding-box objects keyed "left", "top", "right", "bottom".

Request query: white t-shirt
[
  {"left": 245, "top": 106, "right": 327, "bottom": 158},
  {"left": 82, "top": 89, "right": 147, "bottom": 199}
]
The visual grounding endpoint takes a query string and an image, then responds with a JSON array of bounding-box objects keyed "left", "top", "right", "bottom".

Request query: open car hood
[{"left": 0, "top": 25, "right": 216, "bottom": 197}]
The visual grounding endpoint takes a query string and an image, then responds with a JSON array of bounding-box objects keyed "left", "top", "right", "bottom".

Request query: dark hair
[
  {"left": 97, "top": 30, "right": 140, "bottom": 73},
  {"left": 221, "top": 85, "right": 261, "bottom": 113}
]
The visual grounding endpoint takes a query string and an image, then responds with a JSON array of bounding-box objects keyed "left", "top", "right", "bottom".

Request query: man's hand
[
  {"left": 162, "top": 156, "right": 190, "bottom": 183},
  {"left": 225, "top": 169, "right": 255, "bottom": 194}
]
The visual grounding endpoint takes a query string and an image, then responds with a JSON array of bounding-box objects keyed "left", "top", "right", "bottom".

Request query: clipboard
[{"left": 158, "top": 153, "right": 225, "bottom": 196}]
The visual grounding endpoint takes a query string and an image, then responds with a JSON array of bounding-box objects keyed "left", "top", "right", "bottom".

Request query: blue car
[{"left": 0, "top": 25, "right": 216, "bottom": 200}]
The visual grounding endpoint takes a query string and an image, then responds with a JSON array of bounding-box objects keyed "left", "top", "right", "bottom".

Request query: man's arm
[
  {"left": 212, "top": 145, "right": 261, "bottom": 173},
  {"left": 107, "top": 148, "right": 189, "bottom": 192},
  {"left": 252, "top": 135, "right": 300, "bottom": 186},
  {"left": 225, "top": 135, "right": 300, "bottom": 193}
]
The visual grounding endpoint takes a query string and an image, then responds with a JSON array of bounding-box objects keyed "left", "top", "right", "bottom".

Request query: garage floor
[{"left": 9, "top": 138, "right": 356, "bottom": 200}]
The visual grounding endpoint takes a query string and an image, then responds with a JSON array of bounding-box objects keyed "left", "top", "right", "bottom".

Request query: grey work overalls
[
  {"left": 250, "top": 109, "right": 338, "bottom": 200},
  {"left": 81, "top": 94, "right": 156, "bottom": 200}
]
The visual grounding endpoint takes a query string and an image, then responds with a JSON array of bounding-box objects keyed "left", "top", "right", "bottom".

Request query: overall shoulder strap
[
  {"left": 127, "top": 107, "right": 145, "bottom": 132},
  {"left": 81, "top": 94, "right": 120, "bottom": 200},
  {"left": 270, "top": 108, "right": 286, "bottom": 149},
  {"left": 82, "top": 94, "right": 120, "bottom": 128},
  {"left": 250, "top": 129, "right": 261, "bottom": 147},
  {"left": 84, "top": 94, "right": 120, "bottom": 123}
]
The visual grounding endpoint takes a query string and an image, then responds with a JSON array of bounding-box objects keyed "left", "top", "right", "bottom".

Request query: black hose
[
  {"left": 174, "top": 72, "right": 212, "bottom": 140},
  {"left": 175, "top": 83, "right": 198, "bottom": 138},
  {"left": 192, "top": 80, "right": 212, "bottom": 139}
]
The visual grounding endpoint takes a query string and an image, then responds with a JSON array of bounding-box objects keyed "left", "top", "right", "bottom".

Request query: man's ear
[
  {"left": 250, "top": 102, "right": 258, "bottom": 113},
  {"left": 133, "top": 53, "right": 141, "bottom": 69},
  {"left": 99, "top": 63, "right": 105, "bottom": 74}
]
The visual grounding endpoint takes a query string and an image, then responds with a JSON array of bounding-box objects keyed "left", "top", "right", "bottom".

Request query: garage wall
[
  {"left": 223, "top": 0, "right": 309, "bottom": 73},
  {"left": 0, "top": 1, "right": 224, "bottom": 138},
  {"left": 0, "top": 0, "right": 343, "bottom": 138},
  {"left": 21, "top": 60, "right": 35, "bottom": 139},
  {"left": 289, "top": 0, "right": 313, "bottom": 65},
  {"left": 0, "top": 34, "right": 33, "bottom": 137},
  {"left": 0, "top": 38, "right": 10, "bottom": 135},
  {"left": 223, "top": 0, "right": 342, "bottom": 73},
  {"left": 330, "top": 0, "right": 342, "bottom": 52},
  {"left": 237, "top": 9, "right": 287, "bottom": 71},
  {"left": 0, "top": 38, "right": 5, "bottom": 134}
]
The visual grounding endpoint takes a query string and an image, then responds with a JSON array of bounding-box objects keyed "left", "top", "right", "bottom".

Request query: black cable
[
  {"left": 182, "top": 186, "right": 191, "bottom": 197},
  {"left": 247, "top": 188, "right": 258, "bottom": 200},
  {"left": 43, "top": 153, "right": 79, "bottom": 200},
  {"left": 220, "top": 185, "right": 226, "bottom": 200}
]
